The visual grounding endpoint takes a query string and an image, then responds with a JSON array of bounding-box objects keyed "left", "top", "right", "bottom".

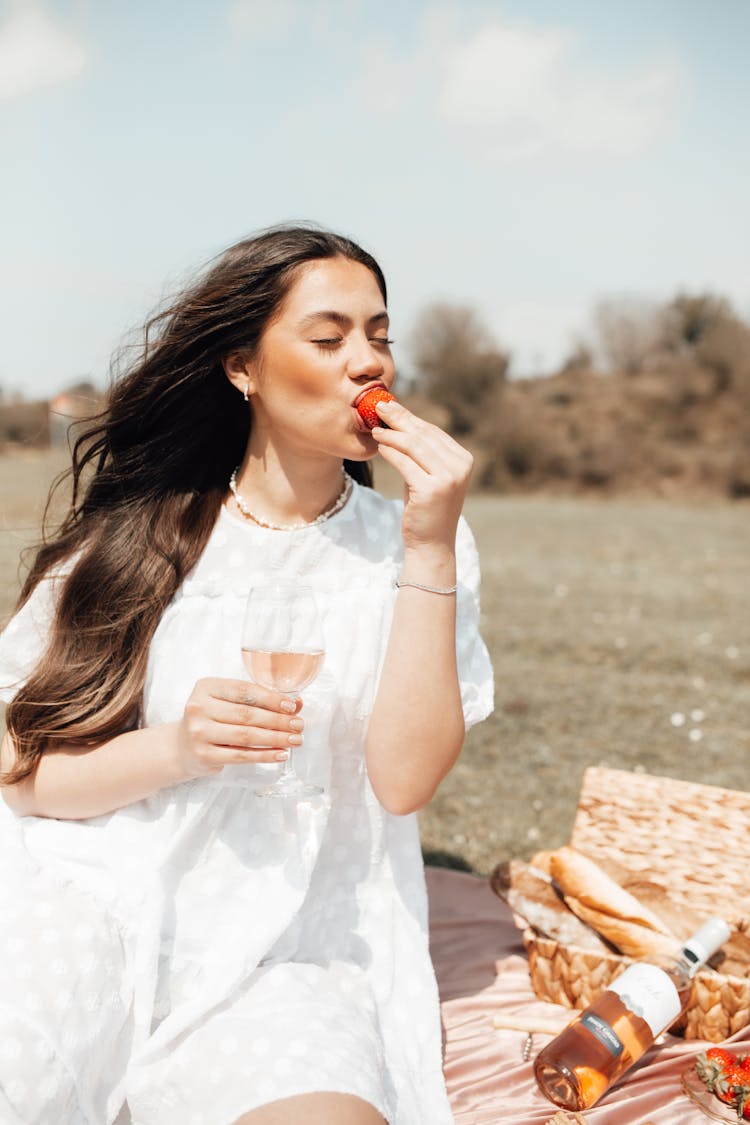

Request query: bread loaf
[
  {"left": 549, "top": 846, "right": 681, "bottom": 959},
  {"left": 493, "top": 846, "right": 747, "bottom": 968},
  {"left": 710, "top": 927, "right": 750, "bottom": 978},
  {"left": 490, "top": 860, "right": 610, "bottom": 952}
]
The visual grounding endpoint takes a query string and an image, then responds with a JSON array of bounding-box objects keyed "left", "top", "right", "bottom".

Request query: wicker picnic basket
[{"left": 522, "top": 766, "right": 750, "bottom": 1042}]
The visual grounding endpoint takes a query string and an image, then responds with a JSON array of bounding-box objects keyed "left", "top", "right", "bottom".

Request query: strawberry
[
  {"left": 741, "top": 1055, "right": 750, "bottom": 1076},
  {"left": 356, "top": 387, "right": 395, "bottom": 430},
  {"left": 707, "top": 1048, "right": 741, "bottom": 1070},
  {"left": 696, "top": 1048, "right": 738, "bottom": 1091},
  {"left": 713, "top": 1062, "right": 749, "bottom": 1106}
]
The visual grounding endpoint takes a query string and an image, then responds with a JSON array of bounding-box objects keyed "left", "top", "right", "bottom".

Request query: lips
[
  {"left": 354, "top": 386, "right": 397, "bottom": 432},
  {"left": 352, "top": 382, "right": 388, "bottom": 409},
  {"left": 352, "top": 407, "right": 373, "bottom": 434}
]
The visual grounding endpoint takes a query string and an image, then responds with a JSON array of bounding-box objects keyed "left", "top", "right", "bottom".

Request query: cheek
[
  {"left": 262, "top": 349, "right": 336, "bottom": 406},
  {"left": 292, "top": 369, "right": 330, "bottom": 400}
]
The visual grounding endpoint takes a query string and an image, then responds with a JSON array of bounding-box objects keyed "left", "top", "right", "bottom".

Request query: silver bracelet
[{"left": 395, "top": 578, "right": 458, "bottom": 596}]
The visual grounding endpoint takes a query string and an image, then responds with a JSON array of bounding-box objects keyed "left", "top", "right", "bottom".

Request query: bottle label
[
  {"left": 609, "top": 963, "right": 681, "bottom": 1037},
  {"left": 580, "top": 1012, "right": 624, "bottom": 1058}
]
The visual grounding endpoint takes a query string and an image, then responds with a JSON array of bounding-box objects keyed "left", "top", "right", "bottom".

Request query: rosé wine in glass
[
  {"left": 241, "top": 649, "right": 324, "bottom": 694},
  {"left": 241, "top": 584, "right": 325, "bottom": 799}
]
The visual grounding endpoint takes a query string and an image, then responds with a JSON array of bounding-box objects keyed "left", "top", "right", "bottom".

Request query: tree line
[
  {"left": 1, "top": 294, "right": 748, "bottom": 497},
  {"left": 405, "top": 292, "right": 750, "bottom": 498}
]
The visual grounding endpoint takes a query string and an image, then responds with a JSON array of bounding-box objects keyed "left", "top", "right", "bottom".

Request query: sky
[{"left": 1, "top": 0, "right": 749, "bottom": 396}]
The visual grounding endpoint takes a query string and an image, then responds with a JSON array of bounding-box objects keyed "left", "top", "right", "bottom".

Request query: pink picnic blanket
[{"left": 427, "top": 866, "right": 748, "bottom": 1124}]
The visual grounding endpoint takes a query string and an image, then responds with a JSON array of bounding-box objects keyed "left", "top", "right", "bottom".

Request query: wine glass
[{"left": 241, "top": 583, "right": 325, "bottom": 799}]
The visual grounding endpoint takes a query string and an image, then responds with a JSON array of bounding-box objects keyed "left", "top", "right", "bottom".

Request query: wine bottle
[{"left": 534, "top": 916, "right": 730, "bottom": 1111}]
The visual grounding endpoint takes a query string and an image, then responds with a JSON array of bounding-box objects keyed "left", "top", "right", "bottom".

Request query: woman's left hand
[{"left": 371, "top": 397, "right": 473, "bottom": 553}]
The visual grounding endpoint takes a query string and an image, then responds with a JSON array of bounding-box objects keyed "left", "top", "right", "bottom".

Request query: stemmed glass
[{"left": 241, "top": 584, "right": 325, "bottom": 799}]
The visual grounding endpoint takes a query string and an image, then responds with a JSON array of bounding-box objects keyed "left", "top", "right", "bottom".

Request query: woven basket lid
[{"left": 570, "top": 767, "right": 750, "bottom": 925}]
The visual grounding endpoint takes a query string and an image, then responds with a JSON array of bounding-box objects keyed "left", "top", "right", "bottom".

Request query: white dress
[{"left": 0, "top": 481, "right": 493, "bottom": 1125}]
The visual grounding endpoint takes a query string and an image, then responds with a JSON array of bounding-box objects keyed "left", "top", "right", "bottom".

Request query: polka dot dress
[{"left": 0, "top": 483, "right": 494, "bottom": 1124}]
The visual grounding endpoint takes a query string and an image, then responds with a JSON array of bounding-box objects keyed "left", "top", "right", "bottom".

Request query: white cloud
[
  {"left": 0, "top": 0, "right": 87, "bottom": 100},
  {"left": 436, "top": 20, "right": 683, "bottom": 162}
]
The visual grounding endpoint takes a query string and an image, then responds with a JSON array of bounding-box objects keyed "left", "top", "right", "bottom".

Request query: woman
[{"left": 0, "top": 225, "right": 493, "bottom": 1125}]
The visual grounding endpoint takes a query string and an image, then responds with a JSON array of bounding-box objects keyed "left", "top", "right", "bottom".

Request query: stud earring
[{"left": 243, "top": 382, "right": 250, "bottom": 402}]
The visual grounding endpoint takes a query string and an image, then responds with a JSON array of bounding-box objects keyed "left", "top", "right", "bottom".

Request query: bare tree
[
  {"left": 593, "top": 297, "right": 665, "bottom": 375},
  {"left": 409, "top": 303, "right": 509, "bottom": 435},
  {"left": 695, "top": 315, "right": 750, "bottom": 396},
  {"left": 659, "top": 292, "right": 731, "bottom": 352},
  {"left": 559, "top": 342, "right": 594, "bottom": 375},
  {"left": 594, "top": 297, "right": 664, "bottom": 374}
]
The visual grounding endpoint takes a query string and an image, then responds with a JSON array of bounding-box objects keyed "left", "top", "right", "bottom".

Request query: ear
[{"left": 222, "top": 352, "right": 256, "bottom": 398}]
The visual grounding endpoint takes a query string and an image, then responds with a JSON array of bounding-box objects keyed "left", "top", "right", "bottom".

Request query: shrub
[{"left": 0, "top": 401, "right": 49, "bottom": 449}]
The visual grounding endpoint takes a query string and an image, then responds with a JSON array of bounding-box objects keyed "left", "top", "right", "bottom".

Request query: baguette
[
  {"left": 490, "top": 859, "right": 610, "bottom": 952},
  {"left": 549, "top": 846, "right": 681, "bottom": 959}
]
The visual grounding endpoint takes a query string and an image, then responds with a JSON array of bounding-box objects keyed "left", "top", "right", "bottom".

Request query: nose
[{"left": 347, "top": 334, "right": 385, "bottom": 380}]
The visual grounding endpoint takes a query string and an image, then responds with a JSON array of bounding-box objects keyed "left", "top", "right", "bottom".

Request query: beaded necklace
[{"left": 228, "top": 467, "right": 352, "bottom": 531}]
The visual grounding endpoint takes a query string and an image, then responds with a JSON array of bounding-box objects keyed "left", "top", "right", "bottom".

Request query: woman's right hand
[{"left": 175, "top": 677, "right": 303, "bottom": 777}]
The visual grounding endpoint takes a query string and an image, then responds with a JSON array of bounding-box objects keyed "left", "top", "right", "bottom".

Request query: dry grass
[
  {"left": 422, "top": 492, "right": 750, "bottom": 872},
  {"left": 2, "top": 451, "right": 749, "bottom": 875},
  {"left": 0, "top": 447, "right": 71, "bottom": 601}
]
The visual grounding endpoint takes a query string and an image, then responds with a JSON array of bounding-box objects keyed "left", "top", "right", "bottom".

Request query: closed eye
[
  {"left": 311, "top": 336, "right": 394, "bottom": 351},
  {"left": 312, "top": 338, "right": 343, "bottom": 349}
]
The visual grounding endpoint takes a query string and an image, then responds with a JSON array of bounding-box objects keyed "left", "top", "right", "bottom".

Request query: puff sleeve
[{"left": 454, "top": 515, "right": 494, "bottom": 730}]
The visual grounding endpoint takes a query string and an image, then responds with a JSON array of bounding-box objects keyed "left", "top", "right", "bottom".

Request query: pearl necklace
[{"left": 228, "top": 467, "right": 353, "bottom": 531}]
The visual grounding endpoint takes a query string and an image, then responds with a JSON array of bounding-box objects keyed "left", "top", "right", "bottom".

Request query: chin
[
  {"left": 332, "top": 427, "right": 375, "bottom": 459},
  {"left": 345, "top": 437, "right": 379, "bottom": 463}
]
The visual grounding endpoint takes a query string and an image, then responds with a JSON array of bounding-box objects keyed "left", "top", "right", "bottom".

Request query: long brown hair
[{"left": 2, "top": 224, "right": 385, "bottom": 786}]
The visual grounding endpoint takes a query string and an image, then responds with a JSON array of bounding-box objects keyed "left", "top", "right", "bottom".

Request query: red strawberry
[
  {"left": 696, "top": 1048, "right": 738, "bottom": 1091},
  {"left": 741, "top": 1055, "right": 750, "bottom": 1076},
  {"left": 714, "top": 1062, "right": 749, "bottom": 1105},
  {"left": 707, "top": 1048, "right": 741, "bottom": 1069},
  {"left": 356, "top": 388, "right": 395, "bottom": 430}
]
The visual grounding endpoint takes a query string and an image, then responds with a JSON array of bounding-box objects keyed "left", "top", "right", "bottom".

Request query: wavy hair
[{"left": 2, "top": 224, "right": 384, "bottom": 785}]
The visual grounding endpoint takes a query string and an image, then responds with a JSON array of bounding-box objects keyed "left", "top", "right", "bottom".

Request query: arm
[
  {"left": 1, "top": 678, "right": 304, "bottom": 819},
  {"left": 364, "top": 397, "right": 474, "bottom": 816}
]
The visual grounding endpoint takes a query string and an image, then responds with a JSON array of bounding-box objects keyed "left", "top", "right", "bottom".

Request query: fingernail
[
  {"left": 280, "top": 699, "right": 296, "bottom": 714},
  {"left": 289, "top": 718, "right": 304, "bottom": 731},
  {"left": 274, "top": 751, "right": 288, "bottom": 761},
  {"left": 288, "top": 734, "right": 303, "bottom": 746}
]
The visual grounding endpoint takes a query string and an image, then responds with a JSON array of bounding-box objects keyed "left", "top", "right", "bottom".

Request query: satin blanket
[{"left": 427, "top": 867, "right": 748, "bottom": 1125}]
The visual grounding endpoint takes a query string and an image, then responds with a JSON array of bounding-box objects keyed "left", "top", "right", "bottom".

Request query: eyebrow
[{"left": 296, "top": 310, "right": 390, "bottom": 331}]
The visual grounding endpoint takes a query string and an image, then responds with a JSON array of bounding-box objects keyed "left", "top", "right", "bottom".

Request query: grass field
[{"left": 2, "top": 450, "right": 748, "bottom": 873}]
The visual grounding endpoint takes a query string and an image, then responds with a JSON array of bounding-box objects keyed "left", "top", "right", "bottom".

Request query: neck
[{"left": 230, "top": 446, "right": 346, "bottom": 526}]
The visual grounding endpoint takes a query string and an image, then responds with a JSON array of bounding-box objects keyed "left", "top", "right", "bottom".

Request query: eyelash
[{"left": 313, "top": 338, "right": 394, "bottom": 351}]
